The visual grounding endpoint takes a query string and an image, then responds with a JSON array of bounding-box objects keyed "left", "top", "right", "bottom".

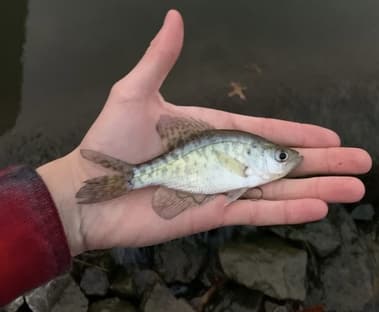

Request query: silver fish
[{"left": 76, "top": 115, "right": 303, "bottom": 219}]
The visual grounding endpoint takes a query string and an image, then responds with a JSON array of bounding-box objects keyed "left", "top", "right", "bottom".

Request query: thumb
[{"left": 121, "top": 10, "right": 184, "bottom": 95}]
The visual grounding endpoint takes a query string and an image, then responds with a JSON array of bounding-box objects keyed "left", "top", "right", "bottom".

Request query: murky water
[{"left": 2, "top": 0, "right": 379, "bottom": 154}]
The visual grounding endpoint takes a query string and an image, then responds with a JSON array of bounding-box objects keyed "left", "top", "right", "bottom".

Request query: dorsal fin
[{"left": 156, "top": 115, "right": 214, "bottom": 152}]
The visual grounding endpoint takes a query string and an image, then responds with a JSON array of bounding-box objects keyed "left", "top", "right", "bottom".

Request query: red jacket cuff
[{"left": 0, "top": 165, "right": 71, "bottom": 306}]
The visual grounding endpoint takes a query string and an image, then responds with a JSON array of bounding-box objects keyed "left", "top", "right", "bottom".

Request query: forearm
[{"left": 0, "top": 165, "right": 71, "bottom": 306}]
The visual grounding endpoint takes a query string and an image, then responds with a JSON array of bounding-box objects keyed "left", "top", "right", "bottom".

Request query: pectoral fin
[
  {"left": 225, "top": 188, "right": 249, "bottom": 204},
  {"left": 214, "top": 150, "right": 248, "bottom": 177},
  {"left": 152, "top": 187, "right": 216, "bottom": 220},
  {"left": 156, "top": 115, "right": 214, "bottom": 152}
]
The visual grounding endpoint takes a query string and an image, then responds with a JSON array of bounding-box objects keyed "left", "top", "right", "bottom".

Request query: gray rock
[
  {"left": 1, "top": 296, "right": 24, "bottom": 312},
  {"left": 24, "top": 274, "right": 72, "bottom": 312},
  {"left": 51, "top": 279, "right": 88, "bottom": 312},
  {"left": 153, "top": 239, "right": 207, "bottom": 283},
  {"left": 306, "top": 205, "right": 378, "bottom": 312},
  {"left": 219, "top": 237, "right": 307, "bottom": 300},
  {"left": 80, "top": 267, "right": 109, "bottom": 296},
  {"left": 142, "top": 283, "right": 195, "bottom": 312},
  {"left": 89, "top": 297, "right": 137, "bottom": 312},
  {"left": 133, "top": 269, "right": 162, "bottom": 297},
  {"left": 264, "top": 301, "right": 289, "bottom": 312},
  {"left": 351, "top": 203, "right": 375, "bottom": 221},
  {"left": 110, "top": 270, "right": 137, "bottom": 298},
  {"left": 24, "top": 274, "right": 88, "bottom": 312},
  {"left": 270, "top": 218, "right": 341, "bottom": 257},
  {"left": 204, "top": 285, "right": 263, "bottom": 312}
]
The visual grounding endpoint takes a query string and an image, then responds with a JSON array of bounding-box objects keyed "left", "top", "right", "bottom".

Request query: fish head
[{"left": 261, "top": 144, "right": 303, "bottom": 178}]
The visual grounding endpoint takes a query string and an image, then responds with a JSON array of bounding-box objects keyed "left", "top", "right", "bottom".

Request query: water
[{"left": 2, "top": 0, "right": 379, "bottom": 152}]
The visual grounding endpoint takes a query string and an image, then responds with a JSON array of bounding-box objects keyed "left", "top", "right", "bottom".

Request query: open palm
[{"left": 44, "top": 10, "right": 371, "bottom": 256}]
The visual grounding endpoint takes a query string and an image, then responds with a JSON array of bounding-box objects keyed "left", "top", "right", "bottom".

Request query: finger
[
  {"left": 118, "top": 10, "right": 184, "bottom": 96},
  {"left": 244, "top": 177, "right": 365, "bottom": 202},
  {"left": 186, "top": 198, "right": 328, "bottom": 233},
  {"left": 177, "top": 106, "right": 341, "bottom": 148},
  {"left": 291, "top": 147, "right": 372, "bottom": 176},
  {"left": 225, "top": 198, "right": 328, "bottom": 226}
]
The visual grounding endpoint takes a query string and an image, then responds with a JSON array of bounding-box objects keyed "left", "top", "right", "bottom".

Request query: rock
[
  {"left": 169, "top": 283, "right": 190, "bottom": 297},
  {"left": 24, "top": 274, "right": 72, "bottom": 312},
  {"left": 50, "top": 279, "right": 88, "bottom": 312},
  {"left": 351, "top": 203, "right": 375, "bottom": 221},
  {"left": 88, "top": 297, "right": 137, "bottom": 312},
  {"left": 306, "top": 205, "right": 378, "bottom": 311},
  {"left": 80, "top": 267, "right": 109, "bottom": 296},
  {"left": 1, "top": 296, "right": 24, "bottom": 312},
  {"left": 133, "top": 269, "right": 162, "bottom": 297},
  {"left": 270, "top": 218, "right": 341, "bottom": 257},
  {"left": 24, "top": 274, "right": 88, "bottom": 312},
  {"left": 142, "top": 283, "right": 195, "bottom": 312},
  {"left": 204, "top": 285, "right": 263, "bottom": 312},
  {"left": 110, "top": 270, "right": 137, "bottom": 298},
  {"left": 264, "top": 301, "right": 288, "bottom": 312},
  {"left": 219, "top": 237, "right": 307, "bottom": 301},
  {"left": 199, "top": 251, "right": 226, "bottom": 288},
  {"left": 153, "top": 239, "right": 207, "bottom": 283}
]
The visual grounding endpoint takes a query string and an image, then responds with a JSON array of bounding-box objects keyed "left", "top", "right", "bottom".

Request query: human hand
[{"left": 37, "top": 10, "right": 372, "bottom": 256}]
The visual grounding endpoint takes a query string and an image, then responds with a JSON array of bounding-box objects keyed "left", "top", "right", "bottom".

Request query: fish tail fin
[
  {"left": 76, "top": 149, "right": 135, "bottom": 204},
  {"left": 76, "top": 174, "right": 131, "bottom": 204}
]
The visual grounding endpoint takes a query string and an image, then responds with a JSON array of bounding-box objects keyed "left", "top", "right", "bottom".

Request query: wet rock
[
  {"left": 110, "top": 270, "right": 137, "bottom": 298},
  {"left": 219, "top": 237, "right": 307, "bottom": 300},
  {"left": 88, "top": 297, "right": 137, "bottom": 312},
  {"left": 133, "top": 269, "right": 162, "bottom": 297},
  {"left": 24, "top": 274, "right": 71, "bottom": 312},
  {"left": 306, "top": 206, "right": 377, "bottom": 311},
  {"left": 153, "top": 239, "right": 207, "bottom": 283},
  {"left": 169, "top": 283, "right": 190, "bottom": 297},
  {"left": 199, "top": 252, "right": 226, "bottom": 288},
  {"left": 1, "top": 296, "right": 24, "bottom": 312},
  {"left": 270, "top": 218, "right": 340, "bottom": 257},
  {"left": 50, "top": 279, "right": 88, "bottom": 312},
  {"left": 142, "top": 283, "right": 195, "bottom": 312},
  {"left": 264, "top": 301, "right": 287, "bottom": 312},
  {"left": 24, "top": 274, "right": 88, "bottom": 312},
  {"left": 204, "top": 284, "right": 263, "bottom": 312},
  {"left": 351, "top": 203, "right": 375, "bottom": 221},
  {"left": 80, "top": 267, "right": 109, "bottom": 296}
]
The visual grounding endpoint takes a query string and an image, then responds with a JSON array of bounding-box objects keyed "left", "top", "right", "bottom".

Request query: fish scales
[{"left": 131, "top": 130, "right": 264, "bottom": 193}]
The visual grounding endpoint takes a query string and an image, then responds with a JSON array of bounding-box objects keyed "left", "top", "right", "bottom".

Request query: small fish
[{"left": 76, "top": 115, "right": 303, "bottom": 219}]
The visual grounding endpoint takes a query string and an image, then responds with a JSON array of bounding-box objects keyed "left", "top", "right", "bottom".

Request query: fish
[{"left": 76, "top": 115, "right": 303, "bottom": 219}]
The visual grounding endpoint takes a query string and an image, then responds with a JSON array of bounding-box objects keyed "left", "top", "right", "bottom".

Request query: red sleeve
[{"left": 0, "top": 165, "right": 71, "bottom": 306}]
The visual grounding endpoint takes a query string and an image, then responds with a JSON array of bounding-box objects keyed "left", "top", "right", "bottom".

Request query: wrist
[{"left": 36, "top": 153, "right": 84, "bottom": 256}]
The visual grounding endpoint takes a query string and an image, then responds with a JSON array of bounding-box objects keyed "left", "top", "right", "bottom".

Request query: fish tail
[{"left": 76, "top": 149, "right": 135, "bottom": 204}]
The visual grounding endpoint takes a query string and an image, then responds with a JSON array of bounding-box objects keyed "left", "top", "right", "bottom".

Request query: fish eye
[{"left": 275, "top": 150, "right": 289, "bottom": 162}]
